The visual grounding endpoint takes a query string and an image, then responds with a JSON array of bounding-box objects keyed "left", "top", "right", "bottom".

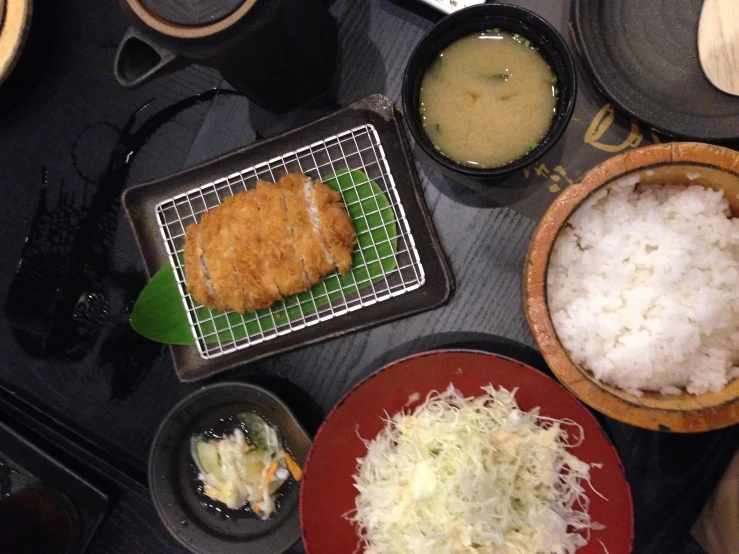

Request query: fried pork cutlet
[
  {"left": 183, "top": 223, "right": 222, "bottom": 310},
  {"left": 279, "top": 173, "right": 335, "bottom": 284},
  {"left": 182, "top": 173, "right": 357, "bottom": 313},
  {"left": 254, "top": 181, "right": 312, "bottom": 296},
  {"left": 311, "top": 178, "right": 357, "bottom": 275},
  {"left": 200, "top": 204, "right": 252, "bottom": 313},
  {"left": 224, "top": 192, "right": 283, "bottom": 310}
]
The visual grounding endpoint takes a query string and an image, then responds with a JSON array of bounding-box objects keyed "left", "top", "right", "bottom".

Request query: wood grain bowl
[
  {"left": 0, "top": 0, "right": 32, "bottom": 86},
  {"left": 524, "top": 142, "right": 739, "bottom": 432}
]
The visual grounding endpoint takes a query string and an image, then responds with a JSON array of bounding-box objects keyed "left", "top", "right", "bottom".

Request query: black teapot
[{"left": 114, "top": 0, "right": 337, "bottom": 112}]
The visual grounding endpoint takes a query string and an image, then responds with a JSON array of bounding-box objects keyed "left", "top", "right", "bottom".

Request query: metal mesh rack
[{"left": 155, "top": 124, "right": 426, "bottom": 359}]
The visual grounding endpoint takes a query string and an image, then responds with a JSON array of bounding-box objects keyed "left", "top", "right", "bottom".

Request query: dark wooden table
[{"left": 0, "top": 1, "right": 735, "bottom": 553}]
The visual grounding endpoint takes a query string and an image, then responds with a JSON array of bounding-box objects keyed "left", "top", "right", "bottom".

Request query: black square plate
[{"left": 123, "top": 94, "right": 454, "bottom": 382}]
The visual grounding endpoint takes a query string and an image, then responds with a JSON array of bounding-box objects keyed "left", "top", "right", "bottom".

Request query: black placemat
[
  {"left": 572, "top": 0, "right": 739, "bottom": 141},
  {"left": 0, "top": 2, "right": 734, "bottom": 554}
]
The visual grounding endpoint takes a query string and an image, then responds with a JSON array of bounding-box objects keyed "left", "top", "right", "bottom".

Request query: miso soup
[{"left": 419, "top": 30, "right": 557, "bottom": 168}]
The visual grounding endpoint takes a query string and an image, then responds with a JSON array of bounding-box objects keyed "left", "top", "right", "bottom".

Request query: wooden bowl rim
[
  {"left": 125, "top": 0, "right": 259, "bottom": 39},
  {"left": 524, "top": 142, "right": 739, "bottom": 432},
  {"left": 0, "top": 0, "right": 32, "bottom": 86}
]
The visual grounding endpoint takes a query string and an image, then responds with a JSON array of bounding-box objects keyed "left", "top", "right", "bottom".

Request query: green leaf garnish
[
  {"left": 131, "top": 259, "right": 193, "bottom": 345},
  {"left": 131, "top": 169, "right": 398, "bottom": 346}
]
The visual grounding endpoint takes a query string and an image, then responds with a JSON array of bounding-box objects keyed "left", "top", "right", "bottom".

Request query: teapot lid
[{"left": 139, "top": 0, "right": 246, "bottom": 27}]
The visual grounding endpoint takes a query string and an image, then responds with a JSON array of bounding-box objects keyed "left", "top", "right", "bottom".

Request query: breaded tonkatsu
[
  {"left": 183, "top": 173, "right": 357, "bottom": 312},
  {"left": 254, "top": 181, "right": 311, "bottom": 296}
]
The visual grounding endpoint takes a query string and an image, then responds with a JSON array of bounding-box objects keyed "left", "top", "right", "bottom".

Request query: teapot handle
[{"left": 114, "top": 27, "right": 186, "bottom": 88}]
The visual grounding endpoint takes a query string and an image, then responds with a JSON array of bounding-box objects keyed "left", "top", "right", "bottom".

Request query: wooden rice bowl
[{"left": 524, "top": 142, "right": 739, "bottom": 432}]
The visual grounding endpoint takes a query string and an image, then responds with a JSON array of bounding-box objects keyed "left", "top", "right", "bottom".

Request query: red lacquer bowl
[{"left": 300, "top": 350, "right": 634, "bottom": 553}]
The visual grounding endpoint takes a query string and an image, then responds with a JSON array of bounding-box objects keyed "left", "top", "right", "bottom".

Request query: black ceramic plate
[
  {"left": 148, "top": 383, "right": 311, "bottom": 554},
  {"left": 572, "top": 0, "right": 739, "bottom": 141}
]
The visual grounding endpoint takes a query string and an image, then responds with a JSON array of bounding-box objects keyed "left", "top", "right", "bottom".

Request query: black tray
[
  {"left": 123, "top": 94, "right": 454, "bottom": 382},
  {"left": 0, "top": 420, "right": 110, "bottom": 553}
]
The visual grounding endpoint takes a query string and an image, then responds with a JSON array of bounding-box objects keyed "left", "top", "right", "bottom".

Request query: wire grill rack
[{"left": 155, "top": 124, "right": 426, "bottom": 359}]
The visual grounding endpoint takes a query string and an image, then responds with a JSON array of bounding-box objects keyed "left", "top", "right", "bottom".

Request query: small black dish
[
  {"left": 148, "top": 383, "right": 311, "bottom": 554},
  {"left": 402, "top": 2, "right": 577, "bottom": 189}
]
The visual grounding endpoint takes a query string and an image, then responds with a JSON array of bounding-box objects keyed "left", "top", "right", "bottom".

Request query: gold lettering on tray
[
  {"left": 527, "top": 163, "right": 575, "bottom": 193},
  {"left": 584, "top": 104, "right": 671, "bottom": 153},
  {"left": 584, "top": 104, "right": 643, "bottom": 152}
]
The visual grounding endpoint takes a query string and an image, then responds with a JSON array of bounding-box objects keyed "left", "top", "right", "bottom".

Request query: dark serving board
[
  {"left": 0, "top": 420, "right": 110, "bottom": 553},
  {"left": 572, "top": 0, "right": 739, "bottom": 142},
  {"left": 123, "top": 94, "right": 454, "bottom": 382}
]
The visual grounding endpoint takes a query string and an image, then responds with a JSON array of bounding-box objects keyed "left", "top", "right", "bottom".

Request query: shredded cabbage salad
[
  {"left": 192, "top": 412, "right": 303, "bottom": 519},
  {"left": 348, "top": 384, "right": 603, "bottom": 554}
]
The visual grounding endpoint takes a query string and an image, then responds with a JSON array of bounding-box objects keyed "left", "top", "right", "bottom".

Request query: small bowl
[
  {"left": 148, "top": 382, "right": 311, "bottom": 554},
  {"left": 402, "top": 2, "right": 576, "bottom": 188},
  {"left": 524, "top": 142, "right": 739, "bottom": 433}
]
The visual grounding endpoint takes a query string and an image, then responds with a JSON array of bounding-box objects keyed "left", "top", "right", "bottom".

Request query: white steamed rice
[{"left": 547, "top": 176, "right": 739, "bottom": 395}]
